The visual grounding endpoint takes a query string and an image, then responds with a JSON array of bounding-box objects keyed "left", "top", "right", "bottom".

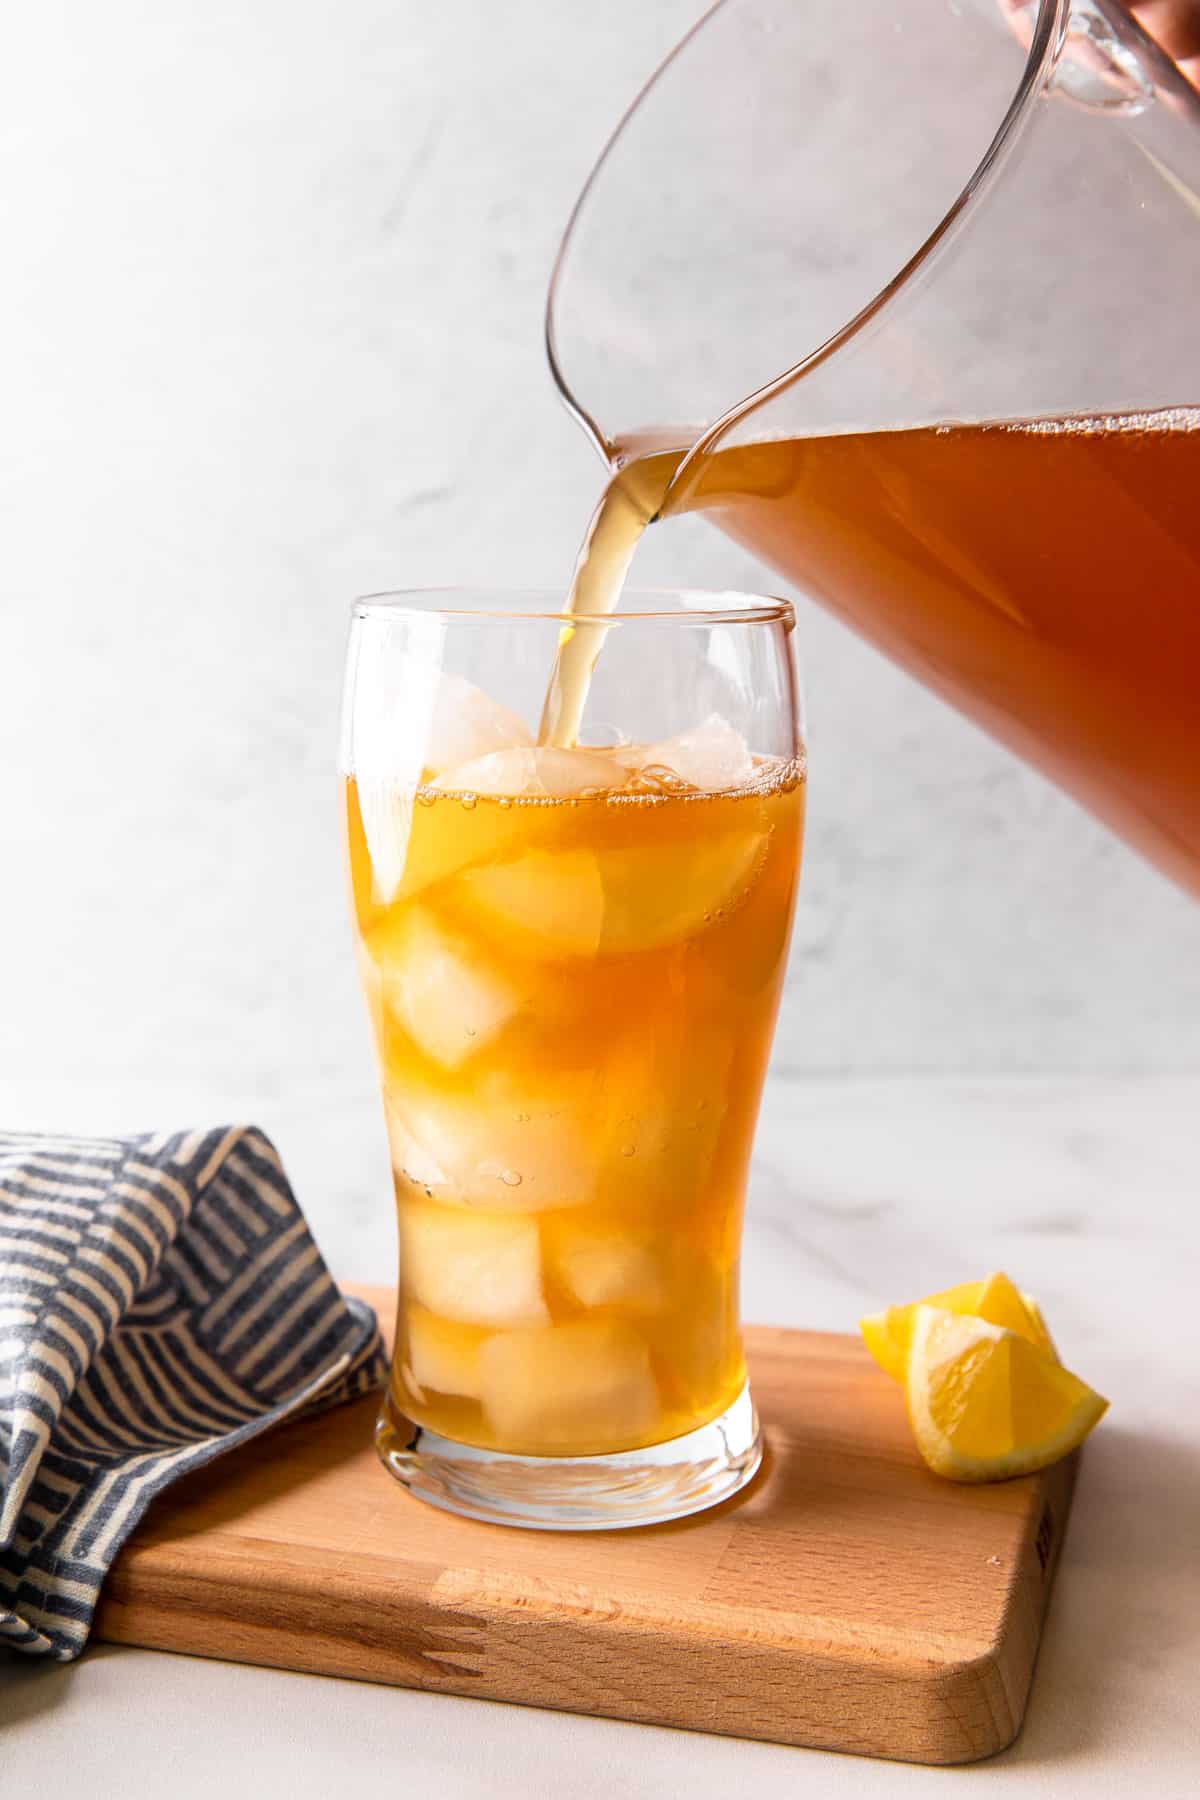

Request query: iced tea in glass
[{"left": 342, "top": 589, "right": 803, "bottom": 1527}]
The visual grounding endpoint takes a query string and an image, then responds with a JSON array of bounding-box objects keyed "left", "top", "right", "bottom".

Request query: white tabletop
[{"left": 2, "top": 1073, "right": 1196, "bottom": 1793}]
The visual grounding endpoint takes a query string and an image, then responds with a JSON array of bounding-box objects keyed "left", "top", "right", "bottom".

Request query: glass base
[{"left": 375, "top": 1383, "right": 762, "bottom": 1531}]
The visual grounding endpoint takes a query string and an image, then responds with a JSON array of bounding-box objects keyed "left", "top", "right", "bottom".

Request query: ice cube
[
  {"left": 456, "top": 820, "right": 767, "bottom": 959},
  {"left": 551, "top": 1226, "right": 666, "bottom": 1313},
  {"left": 353, "top": 939, "right": 385, "bottom": 1047},
  {"left": 624, "top": 714, "right": 754, "bottom": 793},
  {"left": 595, "top": 829, "right": 768, "bottom": 950},
  {"left": 423, "top": 671, "right": 533, "bottom": 776},
  {"left": 354, "top": 779, "right": 416, "bottom": 909},
  {"left": 367, "top": 903, "right": 524, "bottom": 1068},
  {"left": 386, "top": 1071, "right": 597, "bottom": 1210},
  {"left": 406, "top": 1306, "right": 489, "bottom": 1399},
  {"left": 642, "top": 1252, "right": 739, "bottom": 1416},
  {"left": 433, "top": 746, "right": 625, "bottom": 798},
  {"left": 456, "top": 848, "right": 605, "bottom": 959},
  {"left": 394, "top": 788, "right": 522, "bottom": 909},
  {"left": 399, "top": 1201, "right": 548, "bottom": 1327},
  {"left": 477, "top": 1319, "right": 658, "bottom": 1451},
  {"left": 387, "top": 1104, "right": 450, "bottom": 1190},
  {"left": 351, "top": 671, "right": 531, "bottom": 903}
]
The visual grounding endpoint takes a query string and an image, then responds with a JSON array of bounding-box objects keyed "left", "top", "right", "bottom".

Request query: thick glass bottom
[{"left": 375, "top": 1383, "right": 762, "bottom": 1530}]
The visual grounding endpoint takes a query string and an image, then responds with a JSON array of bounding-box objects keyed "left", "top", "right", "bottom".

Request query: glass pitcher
[{"left": 546, "top": 0, "right": 1200, "bottom": 896}]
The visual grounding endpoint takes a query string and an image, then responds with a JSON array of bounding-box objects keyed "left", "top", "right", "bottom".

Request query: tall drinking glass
[{"left": 341, "top": 589, "right": 804, "bottom": 1528}]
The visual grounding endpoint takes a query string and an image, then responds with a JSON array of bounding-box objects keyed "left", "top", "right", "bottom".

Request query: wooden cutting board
[{"left": 94, "top": 1284, "right": 1076, "bottom": 1764}]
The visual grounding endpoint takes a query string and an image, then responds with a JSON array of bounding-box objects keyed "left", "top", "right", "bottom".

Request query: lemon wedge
[
  {"left": 903, "top": 1305, "right": 1108, "bottom": 1481},
  {"left": 860, "top": 1272, "right": 1105, "bottom": 1481},
  {"left": 861, "top": 1270, "right": 1055, "bottom": 1380}
]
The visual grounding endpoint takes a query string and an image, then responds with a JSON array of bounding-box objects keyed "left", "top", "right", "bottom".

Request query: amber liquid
[
  {"left": 346, "top": 764, "right": 803, "bottom": 1455},
  {"left": 545, "top": 408, "right": 1200, "bottom": 892}
]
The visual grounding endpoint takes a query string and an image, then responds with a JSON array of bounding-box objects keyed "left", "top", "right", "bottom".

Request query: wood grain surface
[{"left": 94, "top": 1284, "right": 1077, "bottom": 1764}]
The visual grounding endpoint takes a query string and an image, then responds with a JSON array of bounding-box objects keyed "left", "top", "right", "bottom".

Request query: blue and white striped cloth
[{"left": 0, "top": 1124, "right": 385, "bottom": 1660}]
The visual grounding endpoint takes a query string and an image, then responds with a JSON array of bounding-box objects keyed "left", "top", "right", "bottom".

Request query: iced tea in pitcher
[
  {"left": 672, "top": 410, "right": 1200, "bottom": 897},
  {"left": 571, "top": 409, "right": 1200, "bottom": 897}
]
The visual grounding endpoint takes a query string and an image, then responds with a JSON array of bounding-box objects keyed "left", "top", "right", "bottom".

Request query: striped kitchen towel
[{"left": 0, "top": 1124, "right": 386, "bottom": 1661}]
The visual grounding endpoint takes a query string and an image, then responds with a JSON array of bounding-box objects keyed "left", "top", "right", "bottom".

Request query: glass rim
[{"left": 351, "top": 584, "right": 795, "bottom": 626}]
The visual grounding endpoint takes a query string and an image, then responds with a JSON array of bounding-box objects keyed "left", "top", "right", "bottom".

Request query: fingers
[{"left": 1126, "top": 2, "right": 1200, "bottom": 89}]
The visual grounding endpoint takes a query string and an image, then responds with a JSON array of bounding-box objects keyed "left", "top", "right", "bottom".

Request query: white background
[{"left": 1, "top": 0, "right": 1198, "bottom": 1276}]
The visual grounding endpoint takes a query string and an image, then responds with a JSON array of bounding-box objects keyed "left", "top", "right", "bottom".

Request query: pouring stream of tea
[{"left": 538, "top": 447, "right": 683, "bottom": 749}]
